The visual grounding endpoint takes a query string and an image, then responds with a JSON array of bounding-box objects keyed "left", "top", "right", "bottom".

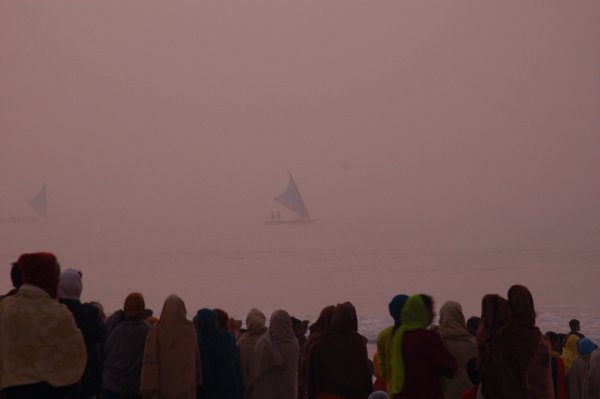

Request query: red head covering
[
  {"left": 123, "top": 292, "right": 146, "bottom": 321},
  {"left": 17, "top": 252, "right": 61, "bottom": 298}
]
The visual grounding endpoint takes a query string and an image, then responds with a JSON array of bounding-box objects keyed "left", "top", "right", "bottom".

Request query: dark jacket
[{"left": 60, "top": 299, "right": 106, "bottom": 399}]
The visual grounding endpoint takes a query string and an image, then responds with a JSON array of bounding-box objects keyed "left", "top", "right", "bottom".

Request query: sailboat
[
  {"left": 0, "top": 185, "right": 47, "bottom": 225},
  {"left": 266, "top": 172, "right": 318, "bottom": 225}
]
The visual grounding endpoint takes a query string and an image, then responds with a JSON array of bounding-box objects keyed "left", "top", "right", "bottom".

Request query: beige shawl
[
  {"left": 439, "top": 301, "right": 477, "bottom": 399},
  {"left": 246, "top": 310, "right": 299, "bottom": 399},
  {"left": 0, "top": 285, "right": 87, "bottom": 389},
  {"left": 140, "top": 294, "right": 201, "bottom": 399},
  {"left": 237, "top": 308, "right": 267, "bottom": 394}
]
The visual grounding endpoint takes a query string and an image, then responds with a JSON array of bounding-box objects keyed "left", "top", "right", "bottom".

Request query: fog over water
[{"left": 1, "top": 1, "right": 600, "bottom": 340}]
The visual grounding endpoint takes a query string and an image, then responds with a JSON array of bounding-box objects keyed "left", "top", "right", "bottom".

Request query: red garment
[
  {"left": 552, "top": 356, "right": 567, "bottom": 399},
  {"left": 460, "top": 385, "right": 478, "bottom": 399},
  {"left": 392, "top": 329, "right": 457, "bottom": 399}
]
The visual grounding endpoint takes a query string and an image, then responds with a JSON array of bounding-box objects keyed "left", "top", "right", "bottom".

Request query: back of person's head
[
  {"left": 388, "top": 294, "right": 409, "bottom": 326},
  {"left": 291, "top": 316, "right": 309, "bottom": 339},
  {"left": 58, "top": 268, "right": 83, "bottom": 300},
  {"left": 507, "top": 284, "right": 536, "bottom": 327},
  {"left": 466, "top": 357, "right": 480, "bottom": 385},
  {"left": 569, "top": 319, "right": 580, "bottom": 332},
  {"left": 17, "top": 252, "right": 61, "bottom": 298},
  {"left": 89, "top": 301, "right": 106, "bottom": 321},
  {"left": 368, "top": 391, "right": 388, "bottom": 399},
  {"left": 10, "top": 262, "right": 22, "bottom": 289},
  {"left": 331, "top": 302, "right": 359, "bottom": 335},
  {"left": 466, "top": 316, "right": 481, "bottom": 336},
  {"left": 578, "top": 338, "right": 597, "bottom": 356},
  {"left": 123, "top": 292, "right": 145, "bottom": 321}
]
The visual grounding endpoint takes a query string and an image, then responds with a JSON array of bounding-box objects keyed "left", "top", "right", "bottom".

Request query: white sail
[
  {"left": 28, "top": 185, "right": 47, "bottom": 218},
  {"left": 274, "top": 172, "right": 311, "bottom": 221}
]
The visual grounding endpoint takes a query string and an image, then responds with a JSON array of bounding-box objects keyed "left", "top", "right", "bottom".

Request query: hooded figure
[
  {"left": 376, "top": 294, "right": 409, "bottom": 391},
  {"left": 140, "top": 295, "right": 202, "bottom": 399},
  {"left": 301, "top": 305, "right": 336, "bottom": 398},
  {"left": 0, "top": 253, "right": 86, "bottom": 399},
  {"left": 389, "top": 294, "right": 456, "bottom": 399},
  {"left": 306, "top": 302, "right": 373, "bottom": 399},
  {"left": 58, "top": 268, "right": 106, "bottom": 399},
  {"left": 237, "top": 309, "right": 268, "bottom": 397},
  {"left": 438, "top": 301, "right": 477, "bottom": 399},
  {"left": 103, "top": 292, "right": 151, "bottom": 398},
  {"left": 246, "top": 310, "right": 299, "bottom": 399},
  {"left": 194, "top": 308, "right": 243, "bottom": 399},
  {"left": 508, "top": 285, "right": 553, "bottom": 399}
]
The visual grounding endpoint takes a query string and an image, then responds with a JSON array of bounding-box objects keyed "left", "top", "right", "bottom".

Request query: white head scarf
[{"left": 58, "top": 268, "right": 82, "bottom": 300}]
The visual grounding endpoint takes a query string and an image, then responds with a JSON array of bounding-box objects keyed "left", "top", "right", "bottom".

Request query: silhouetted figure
[
  {"left": 569, "top": 319, "right": 585, "bottom": 339},
  {"left": 376, "top": 294, "right": 409, "bottom": 393},
  {"left": 140, "top": 295, "right": 202, "bottom": 399},
  {"left": 389, "top": 294, "right": 457, "bottom": 399},
  {"left": 59, "top": 269, "right": 106, "bottom": 399},
  {"left": 306, "top": 302, "right": 374, "bottom": 399},
  {"left": 0, "top": 253, "right": 86, "bottom": 399},
  {"left": 103, "top": 292, "right": 150, "bottom": 399}
]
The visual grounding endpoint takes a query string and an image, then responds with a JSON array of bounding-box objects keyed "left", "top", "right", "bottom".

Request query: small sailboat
[
  {"left": 0, "top": 185, "right": 47, "bottom": 225},
  {"left": 28, "top": 184, "right": 48, "bottom": 218},
  {"left": 266, "top": 172, "right": 318, "bottom": 224}
]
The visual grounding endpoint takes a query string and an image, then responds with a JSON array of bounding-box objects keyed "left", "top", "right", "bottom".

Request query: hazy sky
[{"left": 2, "top": 1, "right": 599, "bottom": 230}]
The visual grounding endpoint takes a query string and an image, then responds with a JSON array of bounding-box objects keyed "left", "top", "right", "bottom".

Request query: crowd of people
[{"left": 1, "top": 252, "right": 599, "bottom": 399}]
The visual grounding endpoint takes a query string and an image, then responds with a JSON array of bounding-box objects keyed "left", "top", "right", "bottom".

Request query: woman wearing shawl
[
  {"left": 566, "top": 338, "right": 597, "bottom": 399},
  {"left": 103, "top": 293, "right": 151, "bottom": 399},
  {"left": 246, "top": 310, "right": 299, "bottom": 399},
  {"left": 306, "top": 302, "right": 373, "bottom": 399},
  {"left": 194, "top": 308, "right": 243, "bottom": 399},
  {"left": 0, "top": 252, "right": 87, "bottom": 399},
  {"left": 140, "top": 295, "right": 202, "bottom": 399},
  {"left": 438, "top": 301, "right": 477, "bottom": 399},
  {"left": 237, "top": 308, "right": 268, "bottom": 396},
  {"left": 475, "top": 294, "right": 512, "bottom": 397},
  {"left": 301, "top": 305, "right": 336, "bottom": 399},
  {"left": 59, "top": 268, "right": 106, "bottom": 399},
  {"left": 376, "top": 295, "right": 409, "bottom": 392},
  {"left": 507, "top": 285, "right": 552, "bottom": 399},
  {"left": 388, "top": 294, "right": 457, "bottom": 399}
]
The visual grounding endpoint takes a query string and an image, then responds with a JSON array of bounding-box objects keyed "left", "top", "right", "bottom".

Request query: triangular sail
[
  {"left": 274, "top": 173, "right": 311, "bottom": 221},
  {"left": 28, "top": 185, "right": 47, "bottom": 218}
]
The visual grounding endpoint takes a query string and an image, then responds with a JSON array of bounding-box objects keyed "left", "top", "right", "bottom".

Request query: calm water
[{"left": 1, "top": 220, "right": 599, "bottom": 343}]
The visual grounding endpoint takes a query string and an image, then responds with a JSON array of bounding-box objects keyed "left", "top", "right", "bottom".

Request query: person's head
[
  {"left": 269, "top": 309, "right": 295, "bottom": 342},
  {"left": 213, "top": 308, "right": 229, "bottom": 330},
  {"left": 401, "top": 294, "right": 434, "bottom": 329},
  {"left": 88, "top": 301, "right": 106, "bottom": 322},
  {"left": 569, "top": 319, "right": 580, "bottom": 333},
  {"left": 291, "top": 316, "right": 309, "bottom": 339},
  {"left": 479, "top": 294, "right": 512, "bottom": 343},
  {"left": 578, "top": 338, "right": 597, "bottom": 356},
  {"left": 58, "top": 269, "right": 83, "bottom": 300},
  {"left": 10, "top": 262, "right": 22, "bottom": 289},
  {"left": 507, "top": 284, "right": 536, "bottom": 327},
  {"left": 367, "top": 391, "right": 388, "bottom": 399},
  {"left": 123, "top": 292, "right": 145, "bottom": 321},
  {"left": 17, "top": 252, "right": 61, "bottom": 298},
  {"left": 420, "top": 294, "right": 435, "bottom": 324},
  {"left": 388, "top": 294, "right": 409, "bottom": 326},
  {"left": 310, "top": 305, "right": 336, "bottom": 335},
  {"left": 331, "top": 302, "right": 359, "bottom": 335},
  {"left": 466, "top": 316, "right": 481, "bottom": 336},
  {"left": 245, "top": 308, "right": 267, "bottom": 333}
]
